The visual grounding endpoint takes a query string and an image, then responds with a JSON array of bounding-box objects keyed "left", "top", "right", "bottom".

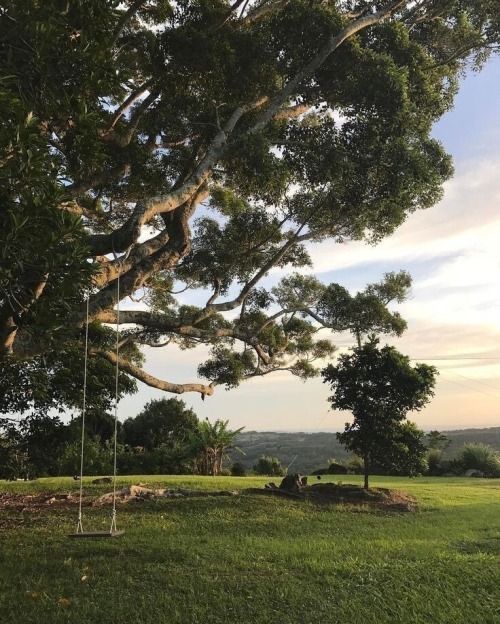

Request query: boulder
[{"left": 279, "top": 473, "right": 307, "bottom": 492}]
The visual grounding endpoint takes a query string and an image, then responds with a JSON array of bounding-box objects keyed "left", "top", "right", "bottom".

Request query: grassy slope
[{"left": 0, "top": 476, "right": 499, "bottom": 624}]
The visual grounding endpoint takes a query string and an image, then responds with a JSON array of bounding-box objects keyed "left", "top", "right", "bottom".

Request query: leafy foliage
[
  {"left": 1, "top": 0, "right": 499, "bottom": 410},
  {"left": 457, "top": 443, "right": 500, "bottom": 476},
  {"left": 253, "top": 455, "right": 286, "bottom": 477},
  {"left": 122, "top": 398, "right": 198, "bottom": 451},
  {"left": 191, "top": 419, "right": 244, "bottom": 476},
  {"left": 322, "top": 337, "right": 437, "bottom": 487}
]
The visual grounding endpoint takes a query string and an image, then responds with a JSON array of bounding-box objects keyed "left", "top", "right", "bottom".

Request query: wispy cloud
[{"left": 306, "top": 157, "right": 500, "bottom": 274}]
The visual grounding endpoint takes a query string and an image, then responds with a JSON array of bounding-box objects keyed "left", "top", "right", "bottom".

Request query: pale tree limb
[
  {"left": 87, "top": 188, "right": 205, "bottom": 317},
  {"left": 92, "top": 229, "right": 171, "bottom": 289},
  {"left": 87, "top": 3, "right": 403, "bottom": 255},
  {"left": 101, "top": 89, "right": 161, "bottom": 148},
  {"left": 274, "top": 103, "right": 312, "bottom": 121},
  {"left": 93, "top": 348, "right": 215, "bottom": 397},
  {"left": 241, "top": 0, "right": 291, "bottom": 26},
  {"left": 195, "top": 224, "right": 318, "bottom": 321},
  {"left": 87, "top": 97, "right": 266, "bottom": 255},
  {"left": 57, "top": 201, "right": 104, "bottom": 220},
  {"left": 248, "top": 0, "right": 409, "bottom": 135},
  {"left": 113, "top": 0, "right": 148, "bottom": 41},
  {"left": 0, "top": 274, "right": 49, "bottom": 355},
  {"left": 104, "top": 78, "right": 155, "bottom": 133},
  {"left": 96, "top": 309, "right": 236, "bottom": 340},
  {"left": 66, "top": 163, "right": 132, "bottom": 198}
]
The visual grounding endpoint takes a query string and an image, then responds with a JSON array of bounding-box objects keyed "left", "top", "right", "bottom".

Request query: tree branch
[
  {"left": 104, "top": 78, "right": 154, "bottom": 133},
  {"left": 0, "top": 274, "right": 49, "bottom": 355},
  {"left": 241, "top": 0, "right": 290, "bottom": 26},
  {"left": 87, "top": 97, "right": 267, "bottom": 255},
  {"left": 113, "top": 0, "right": 148, "bottom": 41},
  {"left": 248, "top": 0, "right": 408, "bottom": 134},
  {"left": 93, "top": 349, "right": 215, "bottom": 397}
]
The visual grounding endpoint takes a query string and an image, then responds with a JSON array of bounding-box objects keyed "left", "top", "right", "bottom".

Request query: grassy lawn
[{"left": 1, "top": 475, "right": 499, "bottom": 624}]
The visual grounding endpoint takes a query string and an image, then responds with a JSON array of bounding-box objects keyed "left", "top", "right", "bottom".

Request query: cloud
[{"left": 304, "top": 157, "right": 500, "bottom": 274}]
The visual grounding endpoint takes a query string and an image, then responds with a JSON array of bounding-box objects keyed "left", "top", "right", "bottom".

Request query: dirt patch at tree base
[
  {"left": 0, "top": 483, "right": 416, "bottom": 527},
  {"left": 245, "top": 483, "right": 418, "bottom": 511}
]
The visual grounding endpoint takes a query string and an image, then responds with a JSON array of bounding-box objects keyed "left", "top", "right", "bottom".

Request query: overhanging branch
[{"left": 93, "top": 349, "right": 215, "bottom": 397}]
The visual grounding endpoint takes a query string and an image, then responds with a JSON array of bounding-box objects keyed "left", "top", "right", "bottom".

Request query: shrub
[
  {"left": 426, "top": 448, "right": 443, "bottom": 475},
  {"left": 328, "top": 462, "right": 348, "bottom": 475},
  {"left": 57, "top": 438, "right": 113, "bottom": 476},
  {"left": 253, "top": 456, "right": 285, "bottom": 477},
  {"left": 346, "top": 456, "right": 364, "bottom": 474},
  {"left": 458, "top": 443, "right": 500, "bottom": 476},
  {"left": 230, "top": 462, "right": 247, "bottom": 477},
  {"left": 311, "top": 467, "right": 329, "bottom": 476}
]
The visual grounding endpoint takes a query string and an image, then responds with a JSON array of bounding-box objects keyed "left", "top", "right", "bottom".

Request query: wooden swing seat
[{"left": 68, "top": 530, "right": 125, "bottom": 539}]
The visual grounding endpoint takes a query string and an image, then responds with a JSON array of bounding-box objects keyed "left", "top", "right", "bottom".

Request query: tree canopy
[
  {"left": 1, "top": 1, "right": 499, "bottom": 412},
  {"left": 122, "top": 397, "right": 198, "bottom": 450}
]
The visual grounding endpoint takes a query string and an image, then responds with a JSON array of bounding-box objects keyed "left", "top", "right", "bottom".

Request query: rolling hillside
[{"left": 232, "top": 427, "right": 500, "bottom": 474}]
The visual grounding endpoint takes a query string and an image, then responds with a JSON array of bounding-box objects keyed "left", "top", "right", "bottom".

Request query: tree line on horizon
[{"left": 2, "top": 394, "right": 499, "bottom": 482}]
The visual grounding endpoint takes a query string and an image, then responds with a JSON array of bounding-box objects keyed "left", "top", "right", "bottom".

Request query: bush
[
  {"left": 458, "top": 443, "right": 500, "bottom": 476},
  {"left": 231, "top": 462, "right": 247, "bottom": 477},
  {"left": 311, "top": 467, "right": 329, "bottom": 476},
  {"left": 57, "top": 438, "right": 113, "bottom": 476},
  {"left": 346, "top": 456, "right": 364, "bottom": 474},
  {"left": 426, "top": 448, "right": 444, "bottom": 476},
  {"left": 328, "top": 462, "right": 348, "bottom": 475},
  {"left": 253, "top": 455, "right": 285, "bottom": 477}
]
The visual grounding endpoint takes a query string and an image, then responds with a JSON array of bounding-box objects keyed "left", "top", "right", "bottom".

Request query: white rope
[
  {"left": 76, "top": 296, "right": 90, "bottom": 533},
  {"left": 110, "top": 266, "right": 120, "bottom": 533}
]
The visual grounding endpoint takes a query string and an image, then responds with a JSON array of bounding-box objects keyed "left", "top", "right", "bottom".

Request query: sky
[{"left": 119, "top": 56, "right": 500, "bottom": 433}]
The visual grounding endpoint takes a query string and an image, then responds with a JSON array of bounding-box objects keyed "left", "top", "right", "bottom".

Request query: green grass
[{"left": 1, "top": 476, "right": 499, "bottom": 624}]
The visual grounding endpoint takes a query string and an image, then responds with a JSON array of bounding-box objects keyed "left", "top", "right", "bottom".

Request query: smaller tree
[
  {"left": 191, "top": 419, "right": 244, "bottom": 476},
  {"left": 425, "top": 430, "right": 451, "bottom": 476},
  {"left": 253, "top": 455, "right": 285, "bottom": 477},
  {"left": 322, "top": 337, "right": 436, "bottom": 488},
  {"left": 426, "top": 431, "right": 451, "bottom": 451},
  {"left": 122, "top": 398, "right": 199, "bottom": 451},
  {"left": 0, "top": 424, "right": 27, "bottom": 480}
]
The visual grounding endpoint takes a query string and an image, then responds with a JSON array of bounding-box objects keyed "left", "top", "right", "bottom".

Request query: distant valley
[{"left": 232, "top": 427, "right": 500, "bottom": 474}]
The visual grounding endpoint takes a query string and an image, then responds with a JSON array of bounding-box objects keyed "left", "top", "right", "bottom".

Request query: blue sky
[{"left": 120, "top": 56, "right": 500, "bottom": 432}]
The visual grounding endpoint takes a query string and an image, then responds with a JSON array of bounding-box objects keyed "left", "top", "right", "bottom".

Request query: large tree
[{"left": 1, "top": 1, "right": 499, "bottom": 410}]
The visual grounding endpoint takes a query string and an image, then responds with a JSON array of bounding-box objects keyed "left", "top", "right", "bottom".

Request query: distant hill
[{"left": 231, "top": 427, "right": 500, "bottom": 474}]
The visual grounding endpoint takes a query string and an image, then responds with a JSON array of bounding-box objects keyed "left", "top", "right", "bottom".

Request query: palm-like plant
[{"left": 192, "top": 419, "right": 244, "bottom": 476}]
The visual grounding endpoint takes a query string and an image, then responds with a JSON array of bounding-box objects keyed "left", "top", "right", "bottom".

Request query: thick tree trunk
[{"left": 363, "top": 455, "right": 370, "bottom": 490}]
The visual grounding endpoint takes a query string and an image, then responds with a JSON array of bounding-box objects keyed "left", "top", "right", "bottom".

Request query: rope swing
[{"left": 69, "top": 268, "right": 124, "bottom": 539}]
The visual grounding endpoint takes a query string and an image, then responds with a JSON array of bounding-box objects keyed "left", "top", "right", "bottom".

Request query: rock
[
  {"left": 279, "top": 473, "right": 307, "bottom": 492},
  {"left": 93, "top": 484, "right": 160, "bottom": 506},
  {"left": 464, "top": 469, "right": 484, "bottom": 478},
  {"left": 45, "top": 493, "right": 73, "bottom": 504},
  {"left": 94, "top": 485, "right": 239, "bottom": 505}
]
